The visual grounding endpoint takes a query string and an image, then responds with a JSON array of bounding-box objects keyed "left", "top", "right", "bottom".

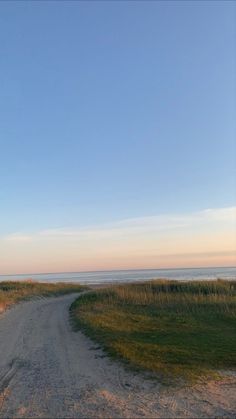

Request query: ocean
[{"left": 0, "top": 266, "right": 236, "bottom": 285}]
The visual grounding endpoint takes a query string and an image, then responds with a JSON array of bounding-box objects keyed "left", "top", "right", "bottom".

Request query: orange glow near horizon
[
  {"left": 0, "top": 253, "right": 235, "bottom": 277},
  {"left": 0, "top": 207, "right": 235, "bottom": 276}
]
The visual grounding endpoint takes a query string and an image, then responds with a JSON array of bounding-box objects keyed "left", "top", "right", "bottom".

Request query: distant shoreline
[
  {"left": 1, "top": 266, "right": 236, "bottom": 285},
  {"left": 1, "top": 265, "right": 236, "bottom": 278}
]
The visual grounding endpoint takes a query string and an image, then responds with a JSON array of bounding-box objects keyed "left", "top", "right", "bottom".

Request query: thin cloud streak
[
  {"left": 1, "top": 206, "right": 236, "bottom": 274},
  {"left": 3, "top": 206, "right": 236, "bottom": 241}
]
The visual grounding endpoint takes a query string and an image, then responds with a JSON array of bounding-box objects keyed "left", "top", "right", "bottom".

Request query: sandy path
[{"left": 0, "top": 294, "right": 235, "bottom": 418}]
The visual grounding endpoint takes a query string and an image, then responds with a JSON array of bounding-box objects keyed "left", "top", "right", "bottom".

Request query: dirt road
[{"left": 0, "top": 294, "right": 235, "bottom": 418}]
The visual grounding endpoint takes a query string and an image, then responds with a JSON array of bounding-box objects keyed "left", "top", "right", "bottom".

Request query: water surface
[{"left": 0, "top": 266, "right": 235, "bottom": 285}]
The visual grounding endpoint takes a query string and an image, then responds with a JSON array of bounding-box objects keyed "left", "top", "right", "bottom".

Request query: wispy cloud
[
  {"left": 4, "top": 206, "right": 235, "bottom": 242},
  {"left": 4, "top": 233, "right": 33, "bottom": 242},
  {"left": 1, "top": 206, "right": 235, "bottom": 274}
]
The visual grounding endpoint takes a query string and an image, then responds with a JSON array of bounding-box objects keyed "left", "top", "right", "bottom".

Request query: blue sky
[{"left": 0, "top": 1, "right": 235, "bottom": 273}]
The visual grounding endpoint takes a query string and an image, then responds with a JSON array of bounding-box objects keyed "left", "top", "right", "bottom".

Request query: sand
[{"left": 0, "top": 293, "right": 235, "bottom": 418}]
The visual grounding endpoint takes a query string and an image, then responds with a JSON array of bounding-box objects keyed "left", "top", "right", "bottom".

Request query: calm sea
[{"left": 0, "top": 267, "right": 236, "bottom": 285}]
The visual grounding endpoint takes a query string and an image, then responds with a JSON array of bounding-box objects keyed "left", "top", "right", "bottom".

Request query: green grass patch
[
  {"left": 0, "top": 280, "right": 87, "bottom": 312},
  {"left": 71, "top": 279, "right": 236, "bottom": 382}
]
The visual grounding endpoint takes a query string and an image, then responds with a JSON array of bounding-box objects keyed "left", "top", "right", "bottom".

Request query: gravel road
[{"left": 0, "top": 294, "right": 235, "bottom": 418}]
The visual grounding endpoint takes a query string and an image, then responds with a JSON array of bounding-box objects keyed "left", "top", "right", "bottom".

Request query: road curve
[{"left": 0, "top": 294, "right": 235, "bottom": 418}]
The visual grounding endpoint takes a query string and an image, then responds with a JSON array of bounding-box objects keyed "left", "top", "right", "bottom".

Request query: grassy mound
[
  {"left": 0, "top": 280, "right": 86, "bottom": 313},
  {"left": 71, "top": 279, "right": 236, "bottom": 381}
]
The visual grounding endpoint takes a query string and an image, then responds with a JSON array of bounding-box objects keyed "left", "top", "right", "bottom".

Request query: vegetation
[
  {"left": 71, "top": 279, "right": 236, "bottom": 382},
  {"left": 0, "top": 280, "right": 86, "bottom": 313}
]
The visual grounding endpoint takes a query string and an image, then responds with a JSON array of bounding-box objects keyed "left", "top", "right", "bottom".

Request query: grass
[
  {"left": 0, "top": 280, "right": 86, "bottom": 313},
  {"left": 71, "top": 279, "right": 236, "bottom": 382}
]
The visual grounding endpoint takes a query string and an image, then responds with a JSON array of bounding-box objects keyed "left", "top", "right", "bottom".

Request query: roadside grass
[
  {"left": 0, "top": 281, "right": 86, "bottom": 313},
  {"left": 71, "top": 279, "right": 236, "bottom": 382}
]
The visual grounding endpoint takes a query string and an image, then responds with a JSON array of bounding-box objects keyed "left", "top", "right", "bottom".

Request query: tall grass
[
  {"left": 71, "top": 279, "right": 236, "bottom": 381},
  {"left": 0, "top": 281, "right": 86, "bottom": 313}
]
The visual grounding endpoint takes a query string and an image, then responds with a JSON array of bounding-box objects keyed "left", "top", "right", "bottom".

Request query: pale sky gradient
[
  {"left": 0, "top": 2, "right": 235, "bottom": 274},
  {"left": 1, "top": 207, "right": 235, "bottom": 275}
]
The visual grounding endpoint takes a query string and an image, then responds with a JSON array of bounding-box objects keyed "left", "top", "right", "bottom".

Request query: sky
[{"left": 0, "top": 1, "right": 235, "bottom": 275}]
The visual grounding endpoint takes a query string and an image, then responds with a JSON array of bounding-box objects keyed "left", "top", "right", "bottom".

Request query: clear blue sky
[{"left": 0, "top": 0, "right": 235, "bottom": 238}]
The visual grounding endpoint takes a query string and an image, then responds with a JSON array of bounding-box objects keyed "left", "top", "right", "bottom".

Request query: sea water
[{"left": 0, "top": 266, "right": 236, "bottom": 285}]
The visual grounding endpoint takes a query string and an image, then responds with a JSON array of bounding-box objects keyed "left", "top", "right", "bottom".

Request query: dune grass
[
  {"left": 0, "top": 280, "right": 86, "bottom": 313},
  {"left": 71, "top": 279, "right": 236, "bottom": 382}
]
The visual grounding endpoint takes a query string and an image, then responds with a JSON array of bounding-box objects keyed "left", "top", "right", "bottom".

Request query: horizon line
[{"left": 1, "top": 265, "right": 236, "bottom": 278}]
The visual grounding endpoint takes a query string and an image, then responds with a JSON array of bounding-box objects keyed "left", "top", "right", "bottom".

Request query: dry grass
[
  {"left": 71, "top": 279, "right": 236, "bottom": 382},
  {"left": 0, "top": 280, "right": 86, "bottom": 313}
]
